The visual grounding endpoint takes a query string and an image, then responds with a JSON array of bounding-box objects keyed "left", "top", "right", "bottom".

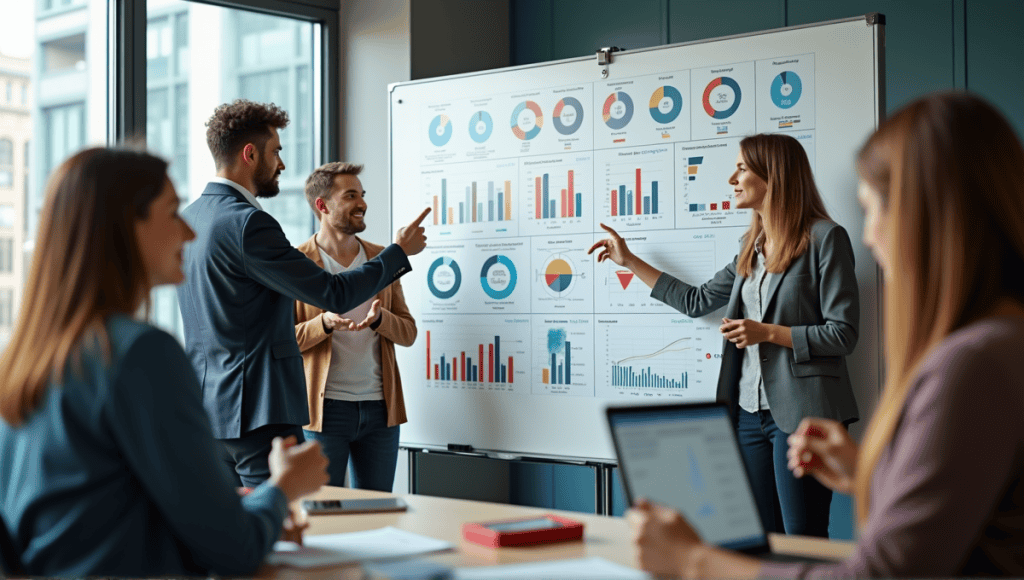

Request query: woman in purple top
[{"left": 627, "top": 91, "right": 1024, "bottom": 578}]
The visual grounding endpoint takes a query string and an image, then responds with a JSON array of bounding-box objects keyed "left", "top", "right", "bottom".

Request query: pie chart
[
  {"left": 649, "top": 85, "right": 682, "bottom": 124},
  {"left": 511, "top": 101, "right": 544, "bottom": 140},
  {"left": 770, "top": 71, "right": 802, "bottom": 109},
  {"left": 552, "top": 97, "right": 584, "bottom": 135},
  {"left": 469, "top": 111, "right": 493, "bottom": 143},
  {"left": 429, "top": 114, "right": 452, "bottom": 146},
  {"left": 603, "top": 91, "right": 634, "bottom": 130},
  {"left": 544, "top": 257, "right": 576, "bottom": 296},
  {"left": 702, "top": 77, "right": 742, "bottom": 119}
]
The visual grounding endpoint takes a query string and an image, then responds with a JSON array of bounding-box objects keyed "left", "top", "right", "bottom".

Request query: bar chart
[
  {"left": 675, "top": 138, "right": 752, "bottom": 229},
  {"left": 424, "top": 318, "right": 530, "bottom": 393},
  {"left": 532, "top": 318, "right": 594, "bottom": 397},
  {"left": 521, "top": 154, "right": 593, "bottom": 236},
  {"left": 596, "top": 315, "right": 717, "bottom": 400},
  {"left": 597, "top": 145, "right": 674, "bottom": 230},
  {"left": 421, "top": 159, "right": 519, "bottom": 240},
  {"left": 431, "top": 177, "right": 512, "bottom": 225}
]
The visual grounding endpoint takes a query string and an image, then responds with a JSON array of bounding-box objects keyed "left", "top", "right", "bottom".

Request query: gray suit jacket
[
  {"left": 177, "top": 182, "right": 411, "bottom": 439},
  {"left": 651, "top": 220, "right": 860, "bottom": 433}
]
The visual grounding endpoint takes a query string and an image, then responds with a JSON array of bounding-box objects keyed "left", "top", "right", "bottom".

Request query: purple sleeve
[{"left": 760, "top": 326, "right": 1024, "bottom": 579}]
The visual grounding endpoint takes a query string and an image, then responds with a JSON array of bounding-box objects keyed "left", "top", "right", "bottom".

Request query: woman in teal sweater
[{"left": 0, "top": 147, "right": 329, "bottom": 576}]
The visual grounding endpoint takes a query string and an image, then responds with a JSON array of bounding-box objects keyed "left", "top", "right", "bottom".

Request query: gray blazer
[{"left": 651, "top": 220, "right": 860, "bottom": 433}]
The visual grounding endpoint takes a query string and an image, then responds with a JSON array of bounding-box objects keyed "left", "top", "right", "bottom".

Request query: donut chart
[
  {"left": 511, "top": 101, "right": 544, "bottom": 140},
  {"left": 702, "top": 77, "right": 742, "bottom": 119},
  {"left": 480, "top": 255, "right": 517, "bottom": 299},
  {"left": 648, "top": 85, "right": 683, "bottom": 124},
  {"left": 427, "top": 256, "right": 462, "bottom": 299},
  {"left": 602, "top": 91, "right": 634, "bottom": 130},
  {"left": 770, "top": 71, "right": 802, "bottom": 109},
  {"left": 552, "top": 97, "right": 584, "bottom": 135},
  {"left": 429, "top": 114, "right": 452, "bottom": 146},
  {"left": 468, "top": 111, "right": 493, "bottom": 143}
]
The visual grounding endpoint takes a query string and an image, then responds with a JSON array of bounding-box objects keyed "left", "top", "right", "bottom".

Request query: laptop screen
[{"left": 608, "top": 404, "right": 767, "bottom": 550}]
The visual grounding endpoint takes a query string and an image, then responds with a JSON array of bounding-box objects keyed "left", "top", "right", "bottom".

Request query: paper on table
[
  {"left": 266, "top": 526, "right": 454, "bottom": 569},
  {"left": 452, "top": 557, "right": 650, "bottom": 580}
]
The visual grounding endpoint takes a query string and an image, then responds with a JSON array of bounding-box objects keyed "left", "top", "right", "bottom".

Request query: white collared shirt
[{"left": 210, "top": 176, "right": 263, "bottom": 211}]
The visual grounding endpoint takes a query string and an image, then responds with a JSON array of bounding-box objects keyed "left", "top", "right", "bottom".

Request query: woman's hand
[
  {"left": 627, "top": 498, "right": 702, "bottom": 576},
  {"left": 720, "top": 318, "right": 772, "bottom": 348},
  {"left": 787, "top": 418, "right": 858, "bottom": 495},
  {"left": 588, "top": 223, "right": 635, "bottom": 267}
]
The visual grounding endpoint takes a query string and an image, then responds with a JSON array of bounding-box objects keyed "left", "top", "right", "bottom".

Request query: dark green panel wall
[
  {"left": 966, "top": 0, "right": 1024, "bottom": 137},
  {"left": 787, "top": 0, "right": 954, "bottom": 112},
  {"left": 668, "top": 0, "right": 785, "bottom": 43}
]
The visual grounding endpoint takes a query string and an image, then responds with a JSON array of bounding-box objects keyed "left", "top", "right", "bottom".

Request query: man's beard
[
  {"left": 254, "top": 165, "right": 281, "bottom": 198},
  {"left": 338, "top": 213, "right": 367, "bottom": 235}
]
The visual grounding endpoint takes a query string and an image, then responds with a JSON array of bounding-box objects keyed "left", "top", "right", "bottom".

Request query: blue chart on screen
[
  {"left": 553, "top": 97, "right": 584, "bottom": 135},
  {"left": 469, "top": 111, "right": 493, "bottom": 143},
  {"left": 770, "top": 71, "right": 802, "bottom": 109},
  {"left": 649, "top": 85, "right": 683, "bottom": 124},
  {"left": 429, "top": 114, "right": 452, "bottom": 146},
  {"left": 427, "top": 256, "right": 462, "bottom": 299},
  {"left": 480, "top": 255, "right": 517, "bottom": 300}
]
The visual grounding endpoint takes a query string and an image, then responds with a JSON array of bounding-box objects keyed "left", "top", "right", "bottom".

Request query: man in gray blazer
[{"left": 177, "top": 100, "right": 429, "bottom": 487}]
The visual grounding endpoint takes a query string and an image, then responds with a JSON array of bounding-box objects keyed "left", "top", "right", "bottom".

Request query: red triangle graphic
[{"left": 615, "top": 270, "right": 634, "bottom": 290}]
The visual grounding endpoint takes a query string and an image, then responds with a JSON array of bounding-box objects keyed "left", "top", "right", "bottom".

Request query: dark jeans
[
  {"left": 303, "top": 399, "right": 400, "bottom": 491},
  {"left": 221, "top": 423, "right": 305, "bottom": 488},
  {"left": 735, "top": 408, "right": 832, "bottom": 537}
]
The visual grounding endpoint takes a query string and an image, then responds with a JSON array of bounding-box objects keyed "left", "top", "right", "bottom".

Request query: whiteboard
[{"left": 389, "top": 16, "right": 883, "bottom": 462}]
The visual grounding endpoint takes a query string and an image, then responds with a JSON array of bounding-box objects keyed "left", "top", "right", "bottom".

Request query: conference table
[{"left": 258, "top": 486, "right": 855, "bottom": 579}]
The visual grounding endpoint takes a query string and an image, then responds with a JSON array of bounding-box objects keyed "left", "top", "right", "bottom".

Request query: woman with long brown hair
[
  {"left": 591, "top": 133, "right": 860, "bottom": 537},
  {"left": 0, "top": 147, "right": 329, "bottom": 576},
  {"left": 627, "top": 92, "right": 1024, "bottom": 577}
]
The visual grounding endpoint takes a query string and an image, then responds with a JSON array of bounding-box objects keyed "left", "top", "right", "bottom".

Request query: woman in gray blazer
[{"left": 590, "top": 133, "right": 859, "bottom": 537}]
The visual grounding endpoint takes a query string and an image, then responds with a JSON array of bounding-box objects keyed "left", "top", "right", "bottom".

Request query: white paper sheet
[
  {"left": 266, "top": 526, "right": 454, "bottom": 569},
  {"left": 453, "top": 557, "right": 650, "bottom": 579}
]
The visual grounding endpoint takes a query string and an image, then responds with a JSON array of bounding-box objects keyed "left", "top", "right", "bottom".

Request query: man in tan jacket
[{"left": 294, "top": 162, "right": 417, "bottom": 490}]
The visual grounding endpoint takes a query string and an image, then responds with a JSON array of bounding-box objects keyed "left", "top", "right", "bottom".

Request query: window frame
[{"left": 109, "top": 0, "right": 339, "bottom": 167}]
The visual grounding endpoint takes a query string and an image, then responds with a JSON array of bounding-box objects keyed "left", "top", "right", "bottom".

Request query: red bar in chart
[{"left": 426, "top": 332, "right": 515, "bottom": 384}]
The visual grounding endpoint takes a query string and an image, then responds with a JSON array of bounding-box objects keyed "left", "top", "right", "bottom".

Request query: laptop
[{"left": 606, "top": 402, "right": 825, "bottom": 562}]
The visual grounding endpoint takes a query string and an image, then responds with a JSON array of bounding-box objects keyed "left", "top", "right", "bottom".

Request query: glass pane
[
  {"left": 0, "top": 0, "right": 110, "bottom": 348},
  {"left": 145, "top": 0, "right": 318, "bottom": 338}
]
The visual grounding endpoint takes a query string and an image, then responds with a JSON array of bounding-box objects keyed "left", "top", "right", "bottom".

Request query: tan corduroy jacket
[{"left": 293, "top": 234, "right": 416, "bottom": 430}]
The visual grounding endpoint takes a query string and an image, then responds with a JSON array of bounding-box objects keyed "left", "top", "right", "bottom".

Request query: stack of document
[
  {"left": 266, "top": 526, "right": 454, "bottom": 569},
  {"left": 453, "top": 557, "right": 650, "bottom": 579}
]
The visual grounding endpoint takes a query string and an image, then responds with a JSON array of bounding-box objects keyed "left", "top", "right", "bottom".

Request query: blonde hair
[
  {"left": 735, "top": 134, "right": 832, "bottom": 277},
  {"left": 853, "top": 92, "right": 1024, "bottom": 526}
]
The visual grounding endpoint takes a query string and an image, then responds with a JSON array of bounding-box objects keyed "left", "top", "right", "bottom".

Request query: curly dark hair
[{"left": 205, "top": 99, "right": 289, "bottom": 168}]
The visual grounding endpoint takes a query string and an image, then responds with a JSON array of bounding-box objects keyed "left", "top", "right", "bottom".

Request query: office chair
[{"left": 0, "top": 513, "right": 22, "bottom": 576}]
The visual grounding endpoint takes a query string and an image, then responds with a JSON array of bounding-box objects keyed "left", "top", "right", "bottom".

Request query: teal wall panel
[
  {"left": 787, "top": 0, "right": 954, "bottom": 113},
  {"left": 966, "top": 0, "right": 1024, "bottom": 137},
  {"left": 511, "top": 0, "right": 554, "bottom": 65},
  {"left": 549, "top": 0, "right": 666, "bottom": 59},
  {"left": 668, "top": 0, "right": 785, "bottom": 43}
]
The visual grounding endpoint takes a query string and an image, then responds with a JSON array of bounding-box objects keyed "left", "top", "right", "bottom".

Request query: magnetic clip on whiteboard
[{"left": 596, "top": 47, "right": 622, "bottom": 79}]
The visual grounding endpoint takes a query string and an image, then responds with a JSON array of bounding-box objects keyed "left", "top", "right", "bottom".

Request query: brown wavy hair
[
  {"left": 205, "top": 99, "right": 289, "bottom": 169},
  {"left": 735, "top": 134, "right": 832, "bottom": 277},
  {"left": 304, "top": 162, "right": 364, "bottom": 218},
  {"left": 0, "top": 148, "right": 169, "bottom": 425},
  {"left": 853, "top": 92, "right": 1024, "bottom": 526}
]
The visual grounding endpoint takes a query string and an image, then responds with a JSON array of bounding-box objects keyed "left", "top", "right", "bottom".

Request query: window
[
  {"left": 0, "top": 289, "right": 13, "bottom": 329},
  {"left": 42, "top": 34, "right": 87, "bottom": 74},
  {"left": 43, "top": 103, "right": 85, "bottom": 180},
  {"left": 0, "top": 238, "right": 13, "bottom": 273},
  {"left": 145, "top": 0, "right": 320, "bottom": 337},
  {"left": 0, "top": 207, "right": 14, "bottom": 229},
  {"left": 0, "top": 139, "right": 12, "bottom": 188}
]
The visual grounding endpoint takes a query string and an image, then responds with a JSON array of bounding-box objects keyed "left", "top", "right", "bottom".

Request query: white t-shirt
[{"left": 318, "top": 243, "right": 384, "bottom": 401}]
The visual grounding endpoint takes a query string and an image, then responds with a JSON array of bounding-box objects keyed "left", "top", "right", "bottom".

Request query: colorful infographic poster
[
  {"left": 531, "top": 317, "right": 595, "bottom": 397},
  {"left": 690, "top": 61, "right": 756, "bottom": 140}
]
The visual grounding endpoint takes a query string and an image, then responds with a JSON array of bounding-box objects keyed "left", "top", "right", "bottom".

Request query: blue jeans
[
  {"left": 735, "top": 408, "right": 832, "bottom": 537},
  {"left": 303, "top": 399, "right": 400, "bottom": 491}
]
